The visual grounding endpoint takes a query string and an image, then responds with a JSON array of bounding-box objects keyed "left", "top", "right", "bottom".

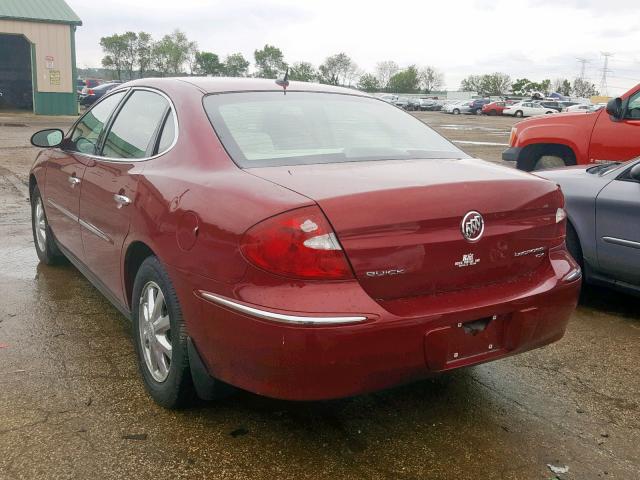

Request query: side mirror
[
  {"left": 606, "top": 97, "right": 623, "bottom": 120},
  {"left": 629, "top": 163, "right": 640, "bottom": 181},
  {"left": 30, "top": 129, "right": 64, "bottom": 148}
]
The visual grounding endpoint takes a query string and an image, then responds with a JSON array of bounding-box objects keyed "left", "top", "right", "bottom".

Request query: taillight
[
  {"left": 88, "top": 89, "right": 95, "bottom": 95},
  {"left": 240, "top": 206, "right": 353, "bottom": 280}
]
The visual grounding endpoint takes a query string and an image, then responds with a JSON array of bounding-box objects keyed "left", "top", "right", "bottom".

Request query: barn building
[{"left": 0, "top": 0, "right": 81, "bottom": 115}]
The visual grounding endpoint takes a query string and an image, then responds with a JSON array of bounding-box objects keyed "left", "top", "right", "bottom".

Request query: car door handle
[
  {"left": 68, "top": 176, "right": 81, "bottom": 187},
  {"left": 113, "top": 194, "right": 131, "bottom": 207}
]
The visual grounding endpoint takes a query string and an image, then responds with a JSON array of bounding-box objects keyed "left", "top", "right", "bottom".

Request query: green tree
[
  {"left": 100, "top": 34, "right": 129, "bottom": 80},
  {"left": 319, "top": 53, "right": 356, "bottom": 85},
  {"left": 223, "top": 53, "right": 250, "bottom": 77},
  {"left": 254, "top": 44, "right": 287, "bottom": 78},
  {"left": 482, "top": 72, "right": 512, "bottom": 96},
  {"left": 195, "top": 51, "right": 223, "bottom": 76},
  {"left": 511, "top": 78, "right": 533, "bottom": 95},
  {"left": 419, "top": 66, "right": 444, "bottom": 93},
  {"left": 152, "top": 30, "right": 193, "bottom": 76},
  {"left": 136, "top": 31, "right": 153, "bottom": 78},
  {"left": 573, "top": 78, "right": 599, "bottom": 98},
  {"left": 357, "top": 73, "right": 381, "bottom": 92},
  {"left": 460, "top": 74, "right": 484, "bottom": 93},
  {"left": 375, "top": 60, "right": 399, "bottom": 91},
  {"left": 559, "top": 79, "right": 572, "bottom": 96},
  {"left": 388, "top": 65, "right": 420, "bottom": 93},
  {"left": 120, "top": 31, "right": 138, "bottom": 80},
  {"left": 289, "top": 61, "right": 316, "bottom": 82}
]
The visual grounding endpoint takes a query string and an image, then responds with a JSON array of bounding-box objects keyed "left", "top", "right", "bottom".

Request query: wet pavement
[{"left": 0, "top": 112, "right": 639, "bottom": 480}]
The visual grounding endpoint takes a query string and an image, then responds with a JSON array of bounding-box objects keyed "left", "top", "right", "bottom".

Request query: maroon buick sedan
[{"left": 29, "top": 78, "right": 581, "bottom": 408}]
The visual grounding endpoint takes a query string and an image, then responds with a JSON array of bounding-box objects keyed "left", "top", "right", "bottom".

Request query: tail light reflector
[{"left": 240, "top": 206, "right": 353, "bottom": 280}]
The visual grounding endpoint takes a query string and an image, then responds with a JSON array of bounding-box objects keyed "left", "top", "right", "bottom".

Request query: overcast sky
[{"left": 67, "top": 0, "right": 640, "bottom": 95}]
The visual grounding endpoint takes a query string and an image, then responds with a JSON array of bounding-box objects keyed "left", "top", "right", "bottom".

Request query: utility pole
[
  {"left": 599, "top": 52, "right": 613, "bottom": 96},
  {"left": 576, "top": 57, "right": 589, "bottom": 80}
]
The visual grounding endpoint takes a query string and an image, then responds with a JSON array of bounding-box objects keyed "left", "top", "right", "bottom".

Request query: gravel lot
[{"left": 0, "top": 110, "right": 638, "bottom": 480}]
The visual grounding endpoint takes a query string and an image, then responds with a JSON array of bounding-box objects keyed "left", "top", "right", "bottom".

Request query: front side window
[
  {"left": 203, "top": 92, "right": 467, "bottom": 168},
  {"left": 102, "top": 90, "right": 169, "bottom": 159},
  {"left": 625, "top": 91, "right": 640, "bottom": 119},
  {"left": 69, "top": 91, "right": 125, "bottom": 155}
]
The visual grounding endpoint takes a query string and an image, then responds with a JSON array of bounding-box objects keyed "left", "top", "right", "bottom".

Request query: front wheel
[
  {"left": 453, "top": 108, "right": 460, "bottom": 115},
  {"left": 515, "top": 110, "right": 524, "bottom": 117},
  {"left": 31, "top": 185, "right": 65, "bottom": 265},
  {"left": 534, "top": 155, "right": 567, "bottom": 170},
  {"left": 132, "top": 256, "right": 194, "bottom": 408}
]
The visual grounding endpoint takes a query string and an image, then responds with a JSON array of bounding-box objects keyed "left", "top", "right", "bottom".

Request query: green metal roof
[{"left": 0, "top": 0, "right": 82, "bottom": 26}]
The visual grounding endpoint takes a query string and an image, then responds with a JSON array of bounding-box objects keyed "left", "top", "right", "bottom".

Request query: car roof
[{"left": 122, "top": 77, "right": 371, "bottom": 97}]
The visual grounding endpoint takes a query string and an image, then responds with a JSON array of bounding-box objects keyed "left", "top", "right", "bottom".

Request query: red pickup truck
[{"left": 502, "top": 84, "right": 640, "bottom": 171}]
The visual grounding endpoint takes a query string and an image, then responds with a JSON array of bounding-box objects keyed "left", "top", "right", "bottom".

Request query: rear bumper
[
  {"left": 502, "top": 146, "right": 522, "bottom": 162},
  {"left": 173, "top": 256, "right": 581, "bottom": 401}
]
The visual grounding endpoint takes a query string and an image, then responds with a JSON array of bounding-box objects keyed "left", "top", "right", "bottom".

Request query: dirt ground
[{"left": 0, "top": 110, "right": 638, "bottom": 480}]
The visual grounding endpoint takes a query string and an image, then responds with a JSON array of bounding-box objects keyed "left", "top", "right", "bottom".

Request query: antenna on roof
[{"left": 275, "top": 68, "right": 289, "bottom": 95}]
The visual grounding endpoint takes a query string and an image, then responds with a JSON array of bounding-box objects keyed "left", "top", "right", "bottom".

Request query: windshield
[{"left": 203, "top": 92, "right": 467, "bottom": 168}]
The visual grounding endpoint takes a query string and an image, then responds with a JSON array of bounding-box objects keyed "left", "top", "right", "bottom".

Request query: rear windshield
[{"left": 203, "top": 92, "right": 467, "bottom": 168}]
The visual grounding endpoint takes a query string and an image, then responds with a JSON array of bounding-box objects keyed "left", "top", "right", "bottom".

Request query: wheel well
[
  {"left": 29, "top": 174, "right": 37, "bottom": 197},
  {"left": 124, "top": 242, "right": 156, "bottom": 309},
  {"left": 518, "top": 143, "right": 577, "bottom": 171},
  {"left": 566, "top": 220, "right": 584, "bottom": 270}
]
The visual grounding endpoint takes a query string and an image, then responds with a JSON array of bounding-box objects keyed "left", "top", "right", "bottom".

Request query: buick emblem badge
[{"left": 461, "top": 211, "right": 484, "bottom": 242}]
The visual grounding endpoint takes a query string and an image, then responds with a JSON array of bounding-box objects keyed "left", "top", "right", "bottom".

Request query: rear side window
[
  {"left": 102, "top": 90, "right": 169, "bottom": 159},
  {"left": 203, "top": 92, "right": 466, "bottom": 168},
  {"left": 69, "top": 91, "right": 126, "bottom": 155},
  {"left": 156, "top": 111, "right": 176, "bottom": 154}
]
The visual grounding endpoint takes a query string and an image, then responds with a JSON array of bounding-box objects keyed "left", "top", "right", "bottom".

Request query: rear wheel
[
  {"left": 566, "top": 222, "right": 583, "bottom": 270},
  {"left": 475, "top": 109, "right": 483, "bottom": 115},
  {"left": 31, "top": 185, "right": 65, "bottom": 265},
  {"left": 132, "top": 256, "right": 194, "bottom": 408}
]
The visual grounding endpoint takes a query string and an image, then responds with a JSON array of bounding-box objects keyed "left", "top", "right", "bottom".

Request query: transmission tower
[
  {"left": 599, "top": 52, "right": 613, "bottom": 96},
  {"left": 576, "top": 57, "right": 589, "bottom": 80}
]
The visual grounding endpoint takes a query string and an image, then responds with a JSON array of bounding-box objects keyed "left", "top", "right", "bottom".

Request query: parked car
[
  {"left": 535, "top": 159, "right": 640, "bottom": 296},
  {"left": 80, "top": 78, "right": 102, "bottom": 94},
  {"left": 28, "top": 77, "right": 580, "bottom": 407},
  {"left": 406, "top": 97, "right": 422, "bottom": 111},
  {"left": 563, "top": 104, "right": 591, "bottom": 113},
  {"left": 393, "top": 96, "right": 410, "bottom": 109},
  {"left": 503, "top": 83, "right": 640, "bottom": 171},
  {"left": 443, "top": 100, "right": 473, "bottom": 115},
  {"left": 481, "top": 101, "right": 507, "bottom": 116},
  {"left": 76, "top": 78, "right": 86, "bottom": 95},
  {"left": 469, "top": 98, "right": 491, "bottom": 115},
  {"left": 559, "top": 101, "right": 580, "bottom": 110},
  {"left": 536, "top": 101, "right": 564, "bottom": 112},
  {"left": 79, "top": 82, "right": 122, "bottom": 106},
  {"left": 503, "top": 101, "right": 557, "bottom": 118},
  {"left": 418, "top": 98, "right": 437, "bottom": 111},
  {"left": 379, "top": 94, "right": 397, "bottom": 104}
]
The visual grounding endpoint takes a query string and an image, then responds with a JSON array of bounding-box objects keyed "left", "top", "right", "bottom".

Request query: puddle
[
  {"left": 439, "top": 124, "right": 509, "bottom": 134},
  {"left": 453, "top": 140, "right": 509, "bottom": 146}
]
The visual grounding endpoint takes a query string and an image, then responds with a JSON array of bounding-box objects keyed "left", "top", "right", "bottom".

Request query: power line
[
  {"left": 599, "top": 52, "right": 614, "bottom": 96},
  {"left": 576, "top": 57, "right": 589, "bottom": 80}
]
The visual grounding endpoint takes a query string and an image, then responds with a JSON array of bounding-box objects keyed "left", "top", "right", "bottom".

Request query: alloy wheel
[
  {"left": 34, "top": 196, "right": 47, "bottom": 252},
  {"left": 138, "top": 281, "right": 172, "bottom": 382}
]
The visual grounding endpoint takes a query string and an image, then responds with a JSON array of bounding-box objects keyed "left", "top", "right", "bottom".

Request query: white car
[
  {"left": 563, "top": 103, "right": 607, "bottom": 113},
  {"left": 442, "top": 100, "right": 473, "bottom": 115},
  {"left": 503, "top": 101, "right": 557, "bottom": 118}
]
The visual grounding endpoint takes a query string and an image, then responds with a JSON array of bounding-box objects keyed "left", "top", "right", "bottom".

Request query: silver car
[{"left": 536, "top": 159, "right": 640, "bottom": 295}]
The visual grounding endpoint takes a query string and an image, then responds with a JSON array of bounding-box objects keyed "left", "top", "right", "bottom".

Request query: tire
[
  {"left": 566, "top": 222, "right": 583, "bottom": 270},
  {"left": 476, "top": 109, "right": 483, "bottom": 115},
  {"left": 453, "top": 108, "right": 460, "bottom": 115},
  {"left": 132, "top": 256, "right": 195, "bottom": 408},
  {"left": 488, "top": 110, "right": 497, "bottom": 116},
  {"left": 534, "top": 155, "right": 567, "bottom": 170},
  {"left": 31, "top": 185, "right": 65, "bottom": 265},
  {"left": 515, "top": 110, "right": 524, "bottom": 118}
]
